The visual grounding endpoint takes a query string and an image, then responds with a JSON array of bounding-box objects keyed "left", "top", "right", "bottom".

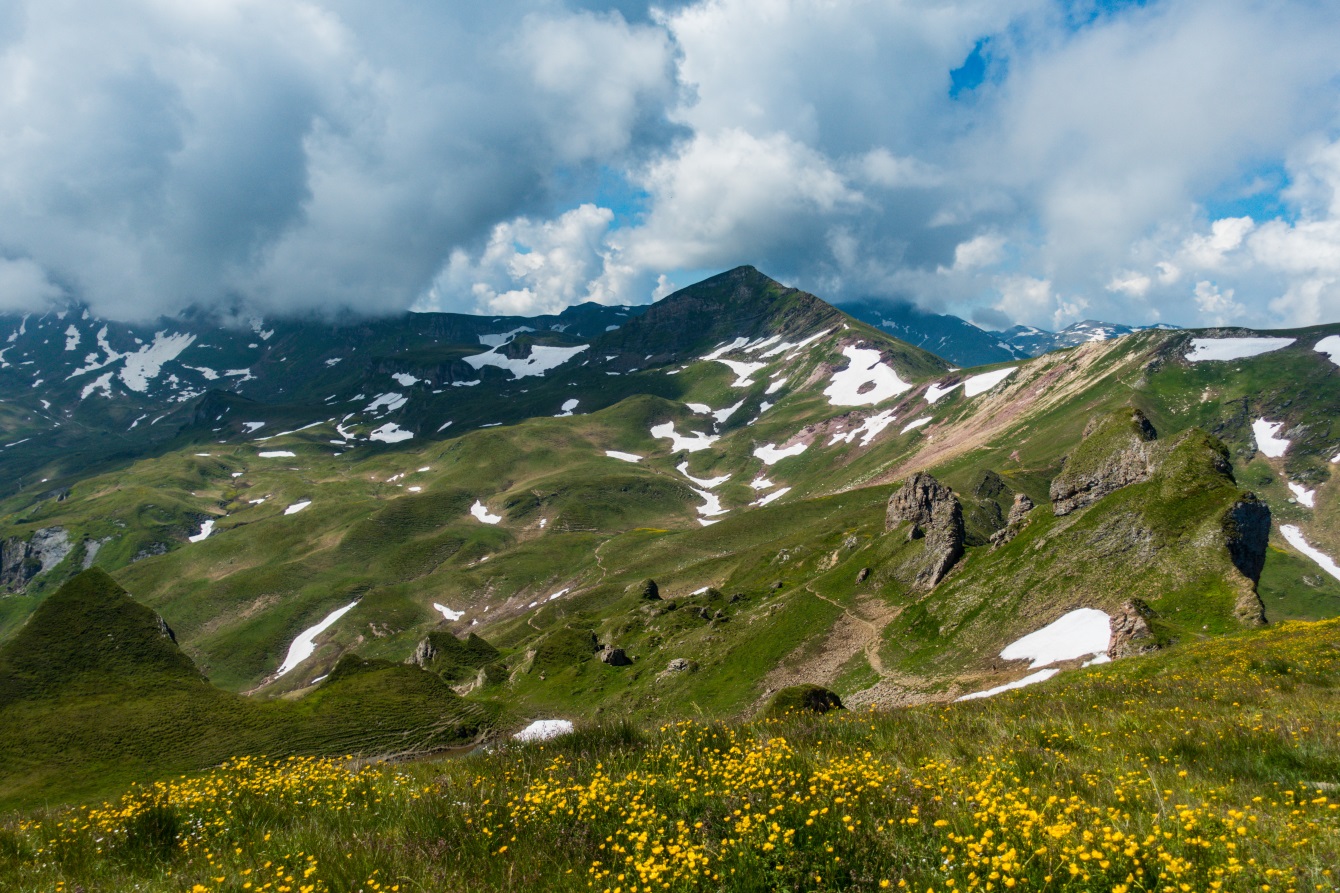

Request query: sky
[{"left": 1, "top": 0, "right": 1339, "bottom": 331}]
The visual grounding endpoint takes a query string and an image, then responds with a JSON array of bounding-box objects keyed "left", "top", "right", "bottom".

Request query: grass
[{"left": 3, "top": 616, "right": 1339, "bottom": 891}]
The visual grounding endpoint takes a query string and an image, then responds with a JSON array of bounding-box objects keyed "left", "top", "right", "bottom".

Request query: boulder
[
  {"left": 598, "top": 646, "right": 633, "bottom": 666},
  {"left": 1107, "top": 599, "right": 1160, "bottom": 659},
  {"left": 665, "top": 658, "right": 697, "bottom": 673},
  {"left": 635, "top": 578, "right": 661, "bottom": 601},
  {"left": 765, "top": 684, "right": 845, "bottom": 718},
  {"left": 886, "top": 472, "right": 964, "bottom": 588}
]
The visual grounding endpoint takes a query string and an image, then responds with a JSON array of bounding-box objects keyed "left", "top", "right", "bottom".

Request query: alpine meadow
[{"left": 5, "top": 1, "right": 1340, "bottom": 891}]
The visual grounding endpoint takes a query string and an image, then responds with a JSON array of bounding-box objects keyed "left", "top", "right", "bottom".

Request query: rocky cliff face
[
  {"left": 1107, "top": 598, "right": 1160, "bottom": 659},
  {"left": 989, "top": 493, "right": 1036, "bottom": 549},
  {"left": 1223, "top": 497, "right": 1271, "bottom": 626},
  {"left": 1050, "top": 409, "right": 1160, "bottom": 516},
  {"left": 886, "top": 472, "right": 965, "bottom": 588},
  {"left": 1, "top": 527, "right": 71, "bottom": 592}
]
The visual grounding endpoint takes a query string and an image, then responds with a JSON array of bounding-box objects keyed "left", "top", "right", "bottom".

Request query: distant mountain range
[{"left": 838, "top": 299, "right": 1178, "bottom": 367}]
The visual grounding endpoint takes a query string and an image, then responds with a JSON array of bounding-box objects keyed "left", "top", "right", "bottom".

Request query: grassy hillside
[
  {"left": 0, "top": 570, "right": 494, "bottom": 809},
  {"left": 2, "top": 616, "right": 1337, "bottom": 891}
]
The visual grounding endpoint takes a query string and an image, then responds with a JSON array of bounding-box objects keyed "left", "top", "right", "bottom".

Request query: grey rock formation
[
  {"left": 1050, "top": 409, "right": 1160, "bottom": 516},
  {"left": 410, "top": 636, "right": 438, "bottom": 668},
  {"left": 598, "top": 646, "right": 633, "bottom": 666},
  {"left": 665, "top": 658, "right": 697, "bottom": 673},
  {"left": 1222, "top": 496, "right": 1271, "bottom": 626},
  {"left": 0, "top": 526, "right": 71, "bottom": 591},
  {"left": 990, "top": 493, "right": 1036, "bottom": 549},
  {"left": 1107, "top": 598, "right": 1159, "bottom": 659},
  {"left": 886, "top": 472, "right": 965, "bottom": 588}
]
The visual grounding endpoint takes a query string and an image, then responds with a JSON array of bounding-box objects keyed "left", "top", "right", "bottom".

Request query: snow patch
[
  {"left": 1185, "top": 336, "right": 1296, "bottom": 362},
  {"left": 471, "top": 501, "right": 502, "bottom": 524},
  {"left": 79, "top": 371, "right": 114, "bottom": 400},
  {"left": 276, "top": 601, "right": 358, "bottom": 677},
  {"left": 120, "top": 332, "right": 198, "bottom": 392},
  {"left": 713, "top": 359, "right": 766, "bottom": 387},
  {"left": 678, "top": 461, "right": 730, "bottom": 489},
  {"left": 365, "top": 392, "right": 408, "bottom": 414},
  {"left": 828, "top": 410, "right": 897, "bottom": 447},
  {"left": 1280, "top": 524, "right": 1340, "bottom": 581},
  {"left": 823, "top": 345, "right": 913, "bottom": 406},
  {"left": 750, "top": 476, "right": 775, "bottom": 490},
  {"left": 478, "top": 326, "right": 534, "bottom": 347},
  {"left": 692, "top": 487, "right": 728, "bottom": 518},
  {"left": 1253, "top": 419, "right": 1290, "bottom": 458},
  {"left": 765, "top": 377, "right": 786, "bottom": 395},
  {"left": 605, "top": 451, "right": 643, "bottom": 463},
  {"left": 514, "top": 719, "right": 574, "bottom": 742},
  {"left": 963, "top": 367, "right": 1016, "bottom": 397},
  {"left": 392, "top": 373, "right": 420, "bottom": 387},
  {"left": 370, "top": 422, "right": 414, "bottom": 443},
  {"left": 434, "top": 603, "right": 464, "bottom": 622},
  {"left": 284, "top": 501, "right": 311, "bottom": 515},
  {"left": 259, "top": 450, "right": 296, "bottom": 458},
  {"left": 754, "top": 442, "right": 808, "bottom": 465},
  {"left": 464, "top": 343, "right": 588, "bottom": 378},
  {"left": 925, "top": 382, "right": 960, "bottom": 404},
  {"left": 957, "top": 669, "right": 1061, "bottom": 701},
  {"left": 901, "top": 416, "right": 932, "bottom": 433},
  {"left": 557, "top": 398, "right": 579, "bottom": 416},
  {"left": 188, "top": 519, "right": 216, "bottom": 543},
  {"left": 1288, "top": 482, "right": 1316, "bottom": 508},
  {"left": 242, "top": 422, "right": 266, "bottom": 433},
  {"left": 752, "top": 487, "right": 791, "bottom": 506},
  {"left": 64, "top": 325, "right": 80, "bottom": 351},
  {"left": 1315, "top": 335, "right": 1340, "bottom": 367},
  {"left": 650, "top": 422, "right": 719, "bottom": 453},
  {"left": 999, "top": 608, "right": 1111, "bottom": 669}
]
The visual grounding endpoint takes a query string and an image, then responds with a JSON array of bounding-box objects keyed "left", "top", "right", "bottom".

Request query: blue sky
[{"left": 1, "top": 0, "right": 1338, "bottom": 331}]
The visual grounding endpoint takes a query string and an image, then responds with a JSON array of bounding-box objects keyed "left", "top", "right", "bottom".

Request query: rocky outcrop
[
  {"left": 1223, "top": 497, "right": 1270, "bottom": 583},
  {"left": 990, "top": 493, "right": 1036, "bottom": 549},
  {"left": 410, "top": 636, "right": 439, "bottom": 668},
  {"left": 1051, "top": 409, "right": 1161, "bottom": 516},
  {"left": 1, "top": 527, "right": 72, "bottom": 592},
  {"left": 1107, "top": 598, "right": 1160, "bottom": 659},
  {"left": 886, "top": 472, "right": 964, "bottom": 588},
  {"left": 598, "top": 645, "right": 632, "bottom": 666},
  {"left": 635, "top": 579, "right": 661, "bottom": 601}
]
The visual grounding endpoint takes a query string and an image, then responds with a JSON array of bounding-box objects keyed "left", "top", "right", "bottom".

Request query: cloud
[
  {"left": 0, "top": 258, "right": 64, "bottom": 312},
  {"left": 2, "top": 0, "right": 1340, "bottom": 332},
  {"left": 420, "top": 204, "right": 618, "bottom": 317}
]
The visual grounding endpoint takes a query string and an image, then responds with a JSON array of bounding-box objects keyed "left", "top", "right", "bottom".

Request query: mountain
[
  {"left": 0, "top": 265, "right": 1338, "bottom": 806},
  {"left": 836, "top": 299, "right": 1024, "bottom": 366},
  {"left": 840, "top": 299, "right": 1180, "bottom": 366}
]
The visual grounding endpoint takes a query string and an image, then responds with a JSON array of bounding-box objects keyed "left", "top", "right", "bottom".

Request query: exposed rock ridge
[
  {"left": 886, "top": 472, "right": 964, "bottom": 588},
  {"left": 1, "top": 527, "right": 71, "bottom": 592},
  {"left": 1223, "top": 496, "right": 1270, "bottom": 626},
  {"left": 1107, "top": 598, "right": 1159, "bottom": 659},
  {"left": 1050, "top": 408, "right": 1160, "bottom": 516}
]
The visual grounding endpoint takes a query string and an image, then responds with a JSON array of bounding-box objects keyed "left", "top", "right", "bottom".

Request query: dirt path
[{"left": 759, "top": 587, "right": 902, "bottom": 702}]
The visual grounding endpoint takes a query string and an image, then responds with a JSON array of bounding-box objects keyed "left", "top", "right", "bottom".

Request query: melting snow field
[
  {"left": 369, "top": 422, "right": 414, "bottom": 443},
  {"left": 963, "top": 367, "right": 1016, "bottom": 397},
  {"left": 828, "top": 410, "right": 898, "bottom": 447},
  {"left": 678, "top": 461, "right": 730, "bottom": 488},
  {"left": 465, "top": 343, "right": 589, "bottom": 378},
  {"left": 514, "top": 719, "right": 574, "bottom": 742},
  {"left": 365, "top": 392, "right": 408, "bottom": 413},
  {"left": 188, "top": 519, "right": 215, "bottom": 543},
  {"left": 753, "top": 487, "right": 791, "bottom": 506},
  {"left": 901, "top": 416, "right": 932, "bottom": 434},
  {"left": 1316, "top": 335, "right": 1340, "bottom": 367},
  {"left": 925, "top": 382, "right": 961, "bottom": 404},
  {"left": 471, "top": 501, "right": 502, "bottom": 524},
  {"left": 999, "top": 608, "right": 1111, "bottom": 668},
  {"left": 392, "top": 373, "right": 420, "bottom": 386},
  {"left": 1280, "top": 525, "right": 1340, "bottom": 581},
  {"left": 750, "top": 476, "right": 775, "bottom": 490},
  {"left": 605, "top": 450, "right": 643, "bottom": 463},
  {"left": 276, "top": 601, "right": 358, "bottom": 677},
  {"left": 713, "top": 359, "right": 767, "bottom": 387},
  {"left": 1288, "top": 482, "right": 1317, "bottom": 508},
  {"left": 650, "top": 422, "right": 719, "bottom": 452},
  {"left": 1185, "top": 336, "right": 1296, "bottom": 362},
  {"left": 692, "top": 488, "right": 729, "bottom": 519},
  {"left": 259, "top": 450, "right": 296, "bottom": 458},
  {"left": 284, "top": 501, "right": 311, "bottom": 516},
  {"left": 823, "top": 346, "right": 913, "bottom": 406},
  {"left": 1253, "top": 419, "right": 1290, "bottom": 458},
  {"left": 754, "top": 442, "right": 808, "bottom": 465},
  {"left": 434, "top": 603, "right": 464, "bottom": 622},
  {"left": 957, "top": 669, "right": 1060, "bottom": 701},
  {"left": 557, "top": 398, "right": 579, "bottom": 416}
]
